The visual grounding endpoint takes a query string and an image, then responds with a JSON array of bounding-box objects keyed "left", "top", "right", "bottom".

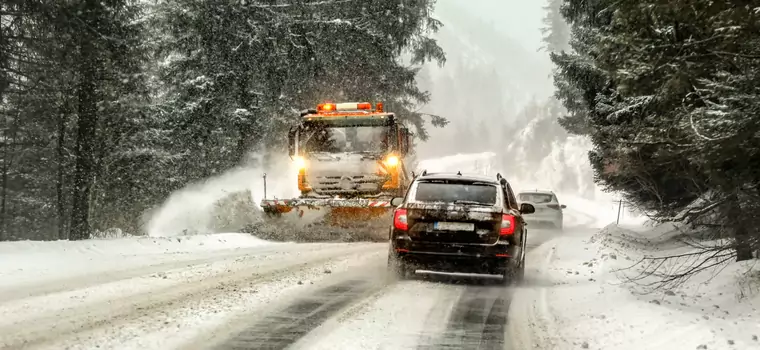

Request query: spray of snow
[
  {"left": 416, "top": 134, "right": 639, "bottom": 228},
  {"left": 146, "top": 154, "right": 299, "bottom": 237},
  {"left": 416, "top": 152, "right": 496, "bottom": 175}
]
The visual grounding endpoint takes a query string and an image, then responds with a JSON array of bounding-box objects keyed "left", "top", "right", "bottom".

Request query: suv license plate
[{"left": 434, "top": 222, "right": 475, "bottom": 231}]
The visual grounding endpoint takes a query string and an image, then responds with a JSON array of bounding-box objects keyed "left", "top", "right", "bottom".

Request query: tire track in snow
[
  {"left": 211, "top": 279, "right": 378, "bottom": 350},
  {"left": 506, "top": 241, "right": 560, "bottom": 350},
  {"left": 290, "top": 277, "right": 463, "bottom": 350},
  {"left": 418, "top": 233, "right": 553, "bottom": 350},
  {"left": 413, "top": 282, "right": 464, "bottom": 348},
  {"left": 205, "top": 264, "right": 400, "bottom": 350},
  {"left": 419, "top": 285, "right": 512, "bottom": 350},
  {"left": 208, "top": 227, "right": 557, "bottom": 350}
]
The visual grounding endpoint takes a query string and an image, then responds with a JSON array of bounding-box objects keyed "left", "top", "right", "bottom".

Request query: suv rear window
[
  {"left": 413, "top": 181, "right": 498, "bottom": 205},
  {"left": 518, "top": 193, "right": 554, "bottom": 203}
]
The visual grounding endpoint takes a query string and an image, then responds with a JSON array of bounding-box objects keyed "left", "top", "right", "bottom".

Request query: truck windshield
[
  {"left": 302, "top": 125, "right": 388, "bottom": 153},
  {"left": 412, "top": 181, "right": 498, "bottom": 205}
]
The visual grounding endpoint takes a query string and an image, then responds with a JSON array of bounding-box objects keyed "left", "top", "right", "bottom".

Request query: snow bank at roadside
[
  {"left": 0, "top": 232, "right": 272, "bottom": 256},
  {"left": 0, "top": 233, "right": 275, "bottom": 288},
  {"left": 535, "top": 223, "right": 760, "bottom": 350}
]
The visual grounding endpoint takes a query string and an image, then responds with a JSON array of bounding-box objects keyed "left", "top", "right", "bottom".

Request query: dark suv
[{"left": 387, "top": 172, "right": 535, "bottom": 283}]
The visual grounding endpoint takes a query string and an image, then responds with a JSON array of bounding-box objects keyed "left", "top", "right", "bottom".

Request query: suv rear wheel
[
  {"left": 498, "top": 260, "right": 525, "bottom": 285},
  {"left": 514, "top": 252, "right": 526, "bottom": 283},
  {"left": 387, "top": 252, "right": 412, "bottom": 280},
  {"left": 498, "top": 241, "right": 526, "bottom": 285}
]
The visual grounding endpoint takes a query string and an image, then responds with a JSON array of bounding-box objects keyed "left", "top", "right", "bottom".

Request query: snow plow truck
[{"left": 259, "top": 102, "right": 416, "bottom": 241}]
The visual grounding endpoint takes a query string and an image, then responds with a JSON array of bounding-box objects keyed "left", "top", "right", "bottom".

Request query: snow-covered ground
[
  {"left": 0, "top": 234, "right": 385, "bottom": 349},
  {"left": 511, "top": 222, "right": 760, "bottom": 350},
  {"left": 2, "top": 152, "right": 759, "bottom": 350},
  {"left": 0, "top": 233, "right": 273, "bottom": 289}
]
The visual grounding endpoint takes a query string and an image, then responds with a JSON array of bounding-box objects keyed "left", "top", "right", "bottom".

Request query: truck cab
[{"left": 288, "top": 102, "right": 415, "bottom": 198}]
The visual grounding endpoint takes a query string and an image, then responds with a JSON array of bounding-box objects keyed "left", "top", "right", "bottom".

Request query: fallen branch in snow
[
  {"left": 612, "top": 242, "right": 736, "bottom": 294},
  {"left": 613, "top": 196, "right": 760, "bottom": 293}
]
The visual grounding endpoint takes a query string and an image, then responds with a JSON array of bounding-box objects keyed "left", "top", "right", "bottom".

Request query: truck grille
[{"left": 309, "top": 174, "right": 388, "bottom": 194}]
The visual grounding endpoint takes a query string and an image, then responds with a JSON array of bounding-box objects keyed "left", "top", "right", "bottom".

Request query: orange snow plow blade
[{"left": 256, "top": 198, "right": 394, "bottom": 242}]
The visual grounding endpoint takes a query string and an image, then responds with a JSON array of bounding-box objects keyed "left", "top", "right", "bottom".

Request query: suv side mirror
[
  {"left": 391, "top": 197, "right": 404, "bottom": 206},
  {"left": 561, "top": 204, "right": 567, "bottom": 209},
  {"left": 520, "top": 203, "right": 535, "bottom": 214}
]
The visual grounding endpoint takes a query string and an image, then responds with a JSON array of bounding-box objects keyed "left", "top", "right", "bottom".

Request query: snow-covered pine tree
[
  {"left": 540, "top": 0, "right": 570, "bottom": 54},
  {"left": 62, "top": 0, "right": 151, "bottom": 240},
  {"left": 155, "top": 0, "right": 445, "bottom": 182},
  {"left": 0, "top": 0, "right": 446, "bottom": 240},
  {"left": 548, "top": 0, "right": 603, "bottom": 136},
  {"left": 556, "top": 0, "right": 760, "bottom": 262},
  {"left": 0, "top": 1, "right": 154, "bottom": 240}
]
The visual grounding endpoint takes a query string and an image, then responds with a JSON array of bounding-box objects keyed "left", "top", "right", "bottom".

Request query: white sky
[{"left": 452, "top": 0, "right": 545, "bottom": 53}]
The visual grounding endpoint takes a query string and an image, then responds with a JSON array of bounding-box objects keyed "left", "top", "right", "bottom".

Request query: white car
[{"left": 517, "top": 190, "right": 565, "bottom": 229}]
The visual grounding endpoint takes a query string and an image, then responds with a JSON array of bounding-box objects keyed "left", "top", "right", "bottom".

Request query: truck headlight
[
  {"left": 294, "top": 156, "right": 306, "bottom": 170},
  {"left": 384, "top": 155, "right": 399, "bottom": 167}
]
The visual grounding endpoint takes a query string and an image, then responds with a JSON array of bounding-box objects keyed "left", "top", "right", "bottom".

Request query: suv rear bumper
[{"left": 391, "top": 239, "right": 514, "bottom": 273}]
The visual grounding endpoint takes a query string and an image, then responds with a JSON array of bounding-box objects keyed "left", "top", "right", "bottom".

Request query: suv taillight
[
  {"left": 394, "top": 209, "right": 408, "bottom": 230},
  {"left": 500, "top": 214, "right": 515, "bottom": 235}
]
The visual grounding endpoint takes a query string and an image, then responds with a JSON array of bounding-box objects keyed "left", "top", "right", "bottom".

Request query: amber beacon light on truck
[{"left": 313, "top": 102, "right": 383, "bottom": 114}]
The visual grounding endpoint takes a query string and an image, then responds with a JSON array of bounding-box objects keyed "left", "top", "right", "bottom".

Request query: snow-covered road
[
  {"left": 3, "top": 152, "right": 757, "bottom": 350},
  {"left": 0, "top": 224, "right": 591, "bottom": 350},
  {"left": 0, "top": 152, "right": 634, "bottom": 350},
  {"left": 4, "top": 207, "right": 755, "bottom": 350},
  {"left": 0, "top": 237, "right": 385, "bottom": 350}
]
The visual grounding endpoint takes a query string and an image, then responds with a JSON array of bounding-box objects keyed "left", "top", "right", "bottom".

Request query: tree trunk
[
  {"left": 235, "top": 77, "right": 251, "bottom": 163},
  {"left": 0, "top": 3, "right": 7, "bottom": 105},
  {"left": 728, "top": 194, "right": 753, "bottom": 261},
  {"left": 735, "top": 227, "right": 753, "bottom": 261},
  {"left": 69, "top": 3, "right": 99, "bottom": 241},
  {"left": 0, "top": 115, "right": 18, "bottom": 240},
  {"left": 56, "top": 102, "right": 68, "bottom": 240},
  {"left": 0, "top": 129, "right": 7, "bottom": 241}
]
